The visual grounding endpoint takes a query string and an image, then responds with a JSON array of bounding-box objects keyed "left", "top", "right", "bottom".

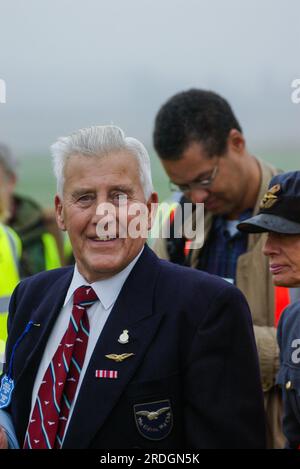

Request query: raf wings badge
[{"left": 105, "top": 353, "right": 135, "bottom": 362}]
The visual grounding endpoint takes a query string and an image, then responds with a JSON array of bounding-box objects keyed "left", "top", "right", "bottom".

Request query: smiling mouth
[{"left": 89, "top": 236, "right": 118, "bottom": 242}]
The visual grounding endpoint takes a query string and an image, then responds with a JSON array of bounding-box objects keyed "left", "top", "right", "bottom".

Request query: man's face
[
  {"left": 263, "top": 232, "right": 300, "bottom": 287},
  {"left": 55, "top": 152, "right": 157, "bottom": 283},
  {"left": 161, "top": 140, "right": 248, "bottom": 216}
]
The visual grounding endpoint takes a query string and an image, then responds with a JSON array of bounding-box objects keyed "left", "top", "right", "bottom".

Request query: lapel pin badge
[
  {"left": 105, "top": 353, "right": 134, "bottom": 363},
  {"left": 118, "top": 329, "right": 129, "bottom": 344}
]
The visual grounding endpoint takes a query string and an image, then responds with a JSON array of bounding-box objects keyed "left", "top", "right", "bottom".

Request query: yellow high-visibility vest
[
  {"left": 41, "top": 232, "right": 61, "bottom": 271},
  {"left": 0, "top": 224, "right": 21, "bottom": 370}
]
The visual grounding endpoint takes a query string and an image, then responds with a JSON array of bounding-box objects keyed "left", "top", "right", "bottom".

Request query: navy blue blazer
[
  {"left": 277, "top": 300, "right": 300, "bottom": 448},
  {"left": 2, "top": 245, "right": 266, "bottom": 449}
]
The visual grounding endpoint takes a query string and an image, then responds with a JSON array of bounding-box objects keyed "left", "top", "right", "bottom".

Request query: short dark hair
[{"left": 153, "top": 89, "right": 242, "bottom": 160}]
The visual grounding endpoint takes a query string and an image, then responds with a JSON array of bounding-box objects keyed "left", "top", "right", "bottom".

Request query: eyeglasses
[{"left": 169, "top": 164, "right": 219, "bottom": 193}]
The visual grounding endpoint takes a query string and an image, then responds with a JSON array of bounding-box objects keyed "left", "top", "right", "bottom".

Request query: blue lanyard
[{"left": 7, "top": 321, "right": 40, "bottom": 379}]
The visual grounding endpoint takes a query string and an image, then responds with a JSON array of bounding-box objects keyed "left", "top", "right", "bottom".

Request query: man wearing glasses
[{"left": 152, "top": 89, "right": 283, "bottom": 448}]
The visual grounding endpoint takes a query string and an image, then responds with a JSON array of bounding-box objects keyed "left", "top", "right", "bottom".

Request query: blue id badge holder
[
  {"left": 0, "top": 375, "right": 14, "bottom": 408},
  {"left": 0, "top": 320, "right": 39, "bottom": 409}
]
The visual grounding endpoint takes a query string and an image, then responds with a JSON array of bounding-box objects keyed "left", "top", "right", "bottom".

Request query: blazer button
[{"left": 286, "top": 380, "right": 292, "bottom": 390}]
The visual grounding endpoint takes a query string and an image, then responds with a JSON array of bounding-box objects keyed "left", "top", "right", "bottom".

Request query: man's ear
[
  {"left": 227, "top": 129, "right": 245, "bottom": 154},
  {"left": 55, "top": 194, "right": 66, "bottom": 231}
]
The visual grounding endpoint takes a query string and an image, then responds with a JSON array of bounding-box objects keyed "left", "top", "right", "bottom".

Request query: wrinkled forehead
[
  {"left": 66, "top": 151, "right": 139, "bottom": 177},
  {"left": 63, "top": 151, "right": 141, "bottom": 191}
]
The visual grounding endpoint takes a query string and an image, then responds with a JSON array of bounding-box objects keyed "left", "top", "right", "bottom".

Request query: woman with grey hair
[{"left": 238, "top": 170, "right": 300, "bottom": 449}]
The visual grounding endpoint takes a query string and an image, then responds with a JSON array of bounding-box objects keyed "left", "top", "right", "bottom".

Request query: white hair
[{"left": 51, "top": 125, "right": 154, "bottom": 199}]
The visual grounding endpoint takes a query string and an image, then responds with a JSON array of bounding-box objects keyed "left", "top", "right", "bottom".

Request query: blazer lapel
[
  {"left": 63, "top": 246, "right": 164, "bottom": 449},
  {"left": 14, "top": 268, "right": 74, "bottom": 443}
]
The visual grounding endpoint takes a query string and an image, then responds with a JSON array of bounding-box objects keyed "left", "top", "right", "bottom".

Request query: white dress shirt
[{"left": 29, "top": 247, "right": 143, "bottom": 441}]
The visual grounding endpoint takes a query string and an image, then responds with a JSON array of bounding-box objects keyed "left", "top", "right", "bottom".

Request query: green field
[{"left": 15, "top": 151, "right": 299, "bottom": 208}]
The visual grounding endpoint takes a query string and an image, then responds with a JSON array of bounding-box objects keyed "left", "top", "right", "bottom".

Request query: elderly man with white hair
[{"left": 0, "top": 125, "right": 265, "bottom": 449}]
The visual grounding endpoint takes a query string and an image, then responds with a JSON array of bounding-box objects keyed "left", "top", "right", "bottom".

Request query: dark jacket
[
  {"left": 277, "top": 300, "right": 300, "bottom": 448},
  {"left": 3, "top": 245, "right": 266, "bottom": 448}
]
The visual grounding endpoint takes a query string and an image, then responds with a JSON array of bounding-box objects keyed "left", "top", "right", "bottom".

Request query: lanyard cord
[{"left": 7, "top": 321, "right": 37, "bottom": 379}]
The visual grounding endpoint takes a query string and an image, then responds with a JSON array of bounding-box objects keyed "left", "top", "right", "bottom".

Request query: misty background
[{"left": 0, "top": 0, "right": 299, "bottom": 204}]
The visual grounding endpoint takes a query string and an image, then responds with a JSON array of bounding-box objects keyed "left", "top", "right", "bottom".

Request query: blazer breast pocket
[
  {"left": 125, "top": 372, "right": 182, "bottom": 443},
  {"left": 125, "top": 371, "right": 180, "bottom": 399}
]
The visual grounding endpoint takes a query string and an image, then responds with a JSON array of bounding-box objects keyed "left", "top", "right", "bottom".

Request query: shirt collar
[
  {"left": 64, "top": 247, "right": 144, "bottom": 310},
  {"left": 213, "top": 208, "right": 253, "bottom": 238}
]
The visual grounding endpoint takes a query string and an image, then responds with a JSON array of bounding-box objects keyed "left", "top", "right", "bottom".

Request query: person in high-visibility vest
[
  {"left": 238, "top": 171, "right": 300, "bottom": 448},
  {"left": 0, "top": 192, "right": 21, "bottom": 372},
  {"left": 0, "top": 143, "right": 64, "bottom": 277}
]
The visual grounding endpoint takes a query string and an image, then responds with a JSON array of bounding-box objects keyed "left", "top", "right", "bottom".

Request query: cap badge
[{"left": 260, "top": 184, "right": 281, "bottom": 209}]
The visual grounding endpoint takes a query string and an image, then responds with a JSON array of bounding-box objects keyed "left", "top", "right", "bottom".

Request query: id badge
[{"left": 0, "top": 375, "right": 15, "bottom": 409}]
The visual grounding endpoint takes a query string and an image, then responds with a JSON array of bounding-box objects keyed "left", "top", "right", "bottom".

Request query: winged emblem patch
[
  {"left": 136, "top": 407, "right": 170, "bottom": 421},
  {"left": 134, "top": 399, "right": 173, "bottom": 441}
]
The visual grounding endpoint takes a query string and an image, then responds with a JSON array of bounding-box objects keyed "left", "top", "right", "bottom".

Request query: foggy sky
[{"left": 0, "top": 0, "right": 299, "bottom": 156}]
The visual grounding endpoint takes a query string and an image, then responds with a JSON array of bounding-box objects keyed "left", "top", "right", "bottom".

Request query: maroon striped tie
[{"left": 24, "top": 285, "right": 98, "bottom": 449}]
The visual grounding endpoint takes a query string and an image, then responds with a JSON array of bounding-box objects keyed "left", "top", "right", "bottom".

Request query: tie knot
[{"left": 73, "top": 285, "right": 98, "bottom": 307}]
